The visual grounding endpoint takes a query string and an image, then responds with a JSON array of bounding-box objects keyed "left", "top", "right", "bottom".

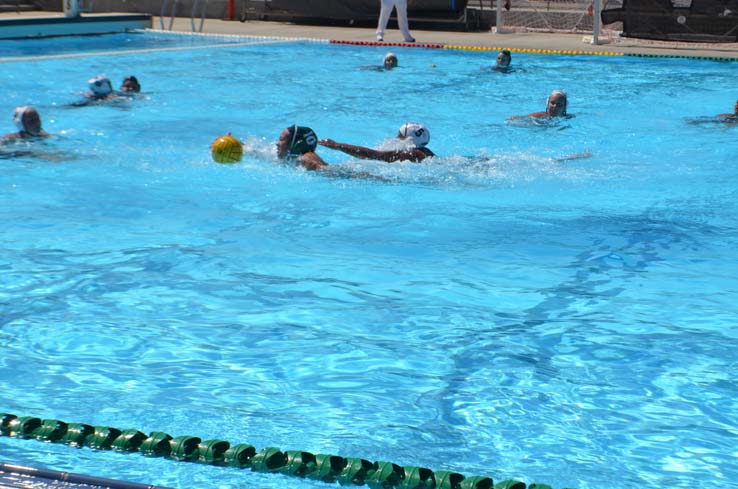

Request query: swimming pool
[{"left": 1, "top": 31, "right": 737, "bottom": 489}]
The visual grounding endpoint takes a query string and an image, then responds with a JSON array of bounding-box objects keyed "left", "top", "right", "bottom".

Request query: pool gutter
[{"left": 0, "top": 12, "right": 152, "bottom": 39}]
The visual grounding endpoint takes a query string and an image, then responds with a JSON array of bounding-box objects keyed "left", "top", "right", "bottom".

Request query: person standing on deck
[{"left": 376, "top": 0, "right": 416, "bottom": 43}]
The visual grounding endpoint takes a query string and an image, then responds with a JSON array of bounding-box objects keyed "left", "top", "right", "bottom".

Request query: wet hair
[
  {"left": 122, "top": 75, "right": 141, "bottom": 92},
  {"left": 496, "top": 50, "right": 512, "bottom": 68},
  {"left": 286, "top": 125, "right": 318, "bottom": 156}
]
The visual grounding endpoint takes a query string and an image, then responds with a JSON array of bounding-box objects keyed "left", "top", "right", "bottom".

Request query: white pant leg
[
  {"left": 394, "top": 0, "right": 413, "bottom": 40},
  {"left": 376, "top": 0, "right": 395, "bottom": 37}
]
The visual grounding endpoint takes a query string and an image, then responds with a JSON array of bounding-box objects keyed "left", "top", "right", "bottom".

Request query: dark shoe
[{"left": 405, "top": 37, "right": 416, "bottom": 43}]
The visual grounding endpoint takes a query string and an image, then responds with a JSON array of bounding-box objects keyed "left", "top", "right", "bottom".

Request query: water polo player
[
  {"left": 1, "top": 106, "right": 51, "bottom": 143},
  {"left": 276, "top": 125, "right": 328, "bottom": 171},
  {"left": 87, "top": 76, "right": 114, "bottom": 100}
]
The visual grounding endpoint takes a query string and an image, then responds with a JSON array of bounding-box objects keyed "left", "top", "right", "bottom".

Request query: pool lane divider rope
[
  {"left": 329, "top": 39, "right": 737, "bottom": 61},
  {"left": 143, "top": 28, "right": 330, "bottom": 43},
  {"left": 331, "top": 40, "right": 445, "bottom": 49},
  {"left": 330, "top": 40, "right": 617, "bottom": 56},
  {"left": 138, "top": 30, "right": 738, "bottom": 61},
  {"left": 1, "top": 413, "right": 572, "bottom": 489}
]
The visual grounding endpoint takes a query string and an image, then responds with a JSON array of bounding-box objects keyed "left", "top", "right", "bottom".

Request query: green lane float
[{"left": 0, "top": 412, "right": 573, "bottom": 489}]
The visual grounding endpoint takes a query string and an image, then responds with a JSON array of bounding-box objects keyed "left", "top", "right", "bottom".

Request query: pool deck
[{"left": 2, "top": 11, "right": 738, "bottom": 59}]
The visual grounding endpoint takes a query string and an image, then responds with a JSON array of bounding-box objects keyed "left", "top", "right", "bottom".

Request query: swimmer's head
[
  {"left": 277, "top": 125, "right": 318, "bottom": 159},
  {"left": 384, "top": 52, "right": 398, "bottom": 69},
  {"left": 13, "top": 106, "right": 43, "bottom": 136},
  {"left": 496, "top": 50, "right": 511, "bottom": 68},
  {"left": 546, "top": 89, "right": 567, "bottom": 116},
  {"left": 120, "top": 75, "right": 141, "bottom": 93},
  {"left": 88, "top": 75, "right": 113, "bottom": 97},
  {"left": 397, "top": 122, "right": 430, "bottom": 148}
]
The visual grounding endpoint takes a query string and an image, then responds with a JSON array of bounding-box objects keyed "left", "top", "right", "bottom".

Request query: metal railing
[
  {"left": 160, "top": 0, "right": 178, "bottom": 29},
  {"left": 191, "top": 0, "right": 208, "bottom": 32},
  {"left": 160, "top": 0, "right": 208, "bottom": 32}
]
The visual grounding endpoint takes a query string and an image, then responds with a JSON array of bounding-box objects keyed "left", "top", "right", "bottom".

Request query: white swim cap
[
  {"left": 548, "top": 89, "right": 567, "bottom": 104},
  {"left": 13, "top": 106, "right": 30, "bottom": 131},
  {"left": 88, "top": 76, "right": 113, "bottom": 96},
  {"left": 398, "top": 122, "right": 430, "bottom": 147},
  {"left": 547, "top": 89, "right": 568, "bottom": 115}
]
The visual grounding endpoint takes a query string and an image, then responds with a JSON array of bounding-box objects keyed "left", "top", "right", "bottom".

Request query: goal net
[{"left": 488, "top": 0, "right": 623, "bottom": 34}]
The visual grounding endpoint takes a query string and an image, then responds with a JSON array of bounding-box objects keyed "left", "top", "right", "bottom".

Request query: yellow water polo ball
[{"left": 211, "top": 134, "right": 243, "bottom": 164}]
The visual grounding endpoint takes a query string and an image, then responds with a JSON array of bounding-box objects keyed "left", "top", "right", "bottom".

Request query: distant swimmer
[
  {"left": 715, "top": 99, "right": 738, "bottom": 120},
  {"left": 359, "top": 52, "right": 399, "bottom": 72},
  {"left": 85, "top": 75, "right": 115, "bottom": 100},
  {"left": 276, "top": 125, "right": 329, "bottom": 171},
  {"left": 1, "top": 106, "right": 51, "bottom": 144},
  {"left": 509, "top": 89, "right": 571, "bottom": 120},
  {"left": 68, "top": 76, "right": 117, "bottom": 106},
  {"left": 118, "top": 75, "right": 141, "bottom": 95},
  {"left": 685, "top": 99, "right": 738, "bottom": 126},
  {"left": 318, "top": 122, "right": 435, "bottom": 163},
  {"left": 493, "top": 50, "right": 512, "bottom": 72}
]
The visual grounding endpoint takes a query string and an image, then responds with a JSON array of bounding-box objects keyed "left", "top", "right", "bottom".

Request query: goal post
[
  {"left": 492, "top": 0, "right": 621, "bottom": 37},
  {"left": 63, "top": 0, "right": 80, "bottom": 17}
]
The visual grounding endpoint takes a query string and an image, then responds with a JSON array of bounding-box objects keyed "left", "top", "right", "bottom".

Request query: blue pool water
[{"left": 1, "top": 32, "right": 737, "bottom": 489}]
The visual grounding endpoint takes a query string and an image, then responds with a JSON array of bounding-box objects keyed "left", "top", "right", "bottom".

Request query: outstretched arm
[
  {"left": 319, "top": 139, "right": 386, "bottom": 159},
  {"left": 319, "top": 139, "right": 424, "bottom": 163}
]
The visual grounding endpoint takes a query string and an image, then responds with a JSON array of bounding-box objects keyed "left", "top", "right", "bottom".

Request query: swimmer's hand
[
  {"left": 318, "top": 138, "right": 339, "bottom": 149},
  {"left": 556, "top": 150, "right": 593, "bottom": 162}
]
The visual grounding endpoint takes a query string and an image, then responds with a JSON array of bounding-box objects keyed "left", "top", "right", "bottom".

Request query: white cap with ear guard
[
  {"left": 13, "top": 106, "right": 30, "bottom": 131},
  {"left": 548, "top": 89, "right": 567, "bottom": 103},
  {"left": 398, "top": 122, "right": 430, "bottom": 147},
  {"left": 88, "top": 76, "right": 113, "bottom": 96}
]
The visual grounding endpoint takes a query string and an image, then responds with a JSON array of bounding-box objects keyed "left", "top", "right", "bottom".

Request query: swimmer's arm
[
  {"left": 716, "top": 113, "right": 738, "bottom": 125},
  {"left": 319, "top": 139, "right": 422, "bottom": 163},
  {"left": 1, "top": 133, "right": 20, "bottom": 144},
  {"left": 319, "top": 139, "right": 382, "bottom": 160},
  {"left": 68, "top": 99, "right": 93, "bottom": 107},
  {"left": 556, "top": 150, "right": 593, "bottom": 162},
  {"left": 375, "top": 148, "right": 427, "bottom": 163},
  {"left": 507, "top": 113, "right": 546, "bottom": 120}
]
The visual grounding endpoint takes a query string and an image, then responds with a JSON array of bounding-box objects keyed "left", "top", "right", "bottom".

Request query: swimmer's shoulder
[{"left": 417, "top": 147, "right": 435, "bottom": 158}]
